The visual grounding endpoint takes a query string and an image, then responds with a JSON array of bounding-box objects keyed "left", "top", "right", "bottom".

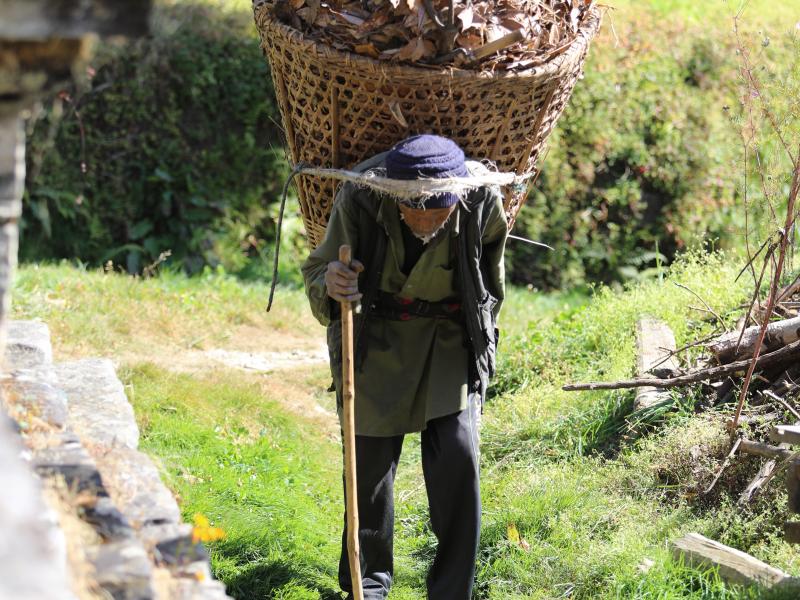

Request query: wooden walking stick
[{"left": 339, "top": 244, "right": 364, "bottom": 600}]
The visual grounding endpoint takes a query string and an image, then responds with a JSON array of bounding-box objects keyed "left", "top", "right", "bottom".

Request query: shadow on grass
[
  {"left": 218, "top": 553, "right": 343, "bottom": 600},
  {"left": 563, "top": 388, "right": 702, "bottom": 459}
]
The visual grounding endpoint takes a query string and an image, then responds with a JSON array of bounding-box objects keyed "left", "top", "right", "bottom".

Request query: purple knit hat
[{"left": 385, "top": 134, "right": 469, "bottom": 208}]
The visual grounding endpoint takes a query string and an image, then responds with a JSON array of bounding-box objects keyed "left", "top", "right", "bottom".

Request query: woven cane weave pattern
[{"left": 254, "top": 1, "right": 601, "bottom": 248}]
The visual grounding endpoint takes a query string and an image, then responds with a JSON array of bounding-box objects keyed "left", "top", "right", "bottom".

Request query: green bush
[
  {"left": 506, "top": 34, "right": 740, "bottom": 288},
  {"left": 22, "top": 2, "right": 290, "bottom": 277},
  {"left": 22, "top": 5, "right": 796, "bottom": 289}
]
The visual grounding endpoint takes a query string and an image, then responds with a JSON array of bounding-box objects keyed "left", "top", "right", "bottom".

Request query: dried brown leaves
[{"left": 271, "top": 0, "right": 595, "bottom": 70}]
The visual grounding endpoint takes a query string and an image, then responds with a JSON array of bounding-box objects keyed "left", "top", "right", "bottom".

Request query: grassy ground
[
  {"left": 13, "top": 2, "right": 799, "bottom": 599},
  {"left": 12, "top": 256, "right": 800, "bottom": 599}
]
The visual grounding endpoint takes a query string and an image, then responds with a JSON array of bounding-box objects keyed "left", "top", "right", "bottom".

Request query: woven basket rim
[{"left": 254, "top": 1, "right": 602, "bottom": 83}]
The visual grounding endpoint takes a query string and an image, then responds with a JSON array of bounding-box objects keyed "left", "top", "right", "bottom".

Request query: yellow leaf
[
  {"left": 507, "top": 522, "right": 521, "bottom": 544},
  {"left": 354, "top": 43, "right": 380, "bottom": 59},
  {"left": 507, "top": 522, "right": 530, "bottom": 551}
]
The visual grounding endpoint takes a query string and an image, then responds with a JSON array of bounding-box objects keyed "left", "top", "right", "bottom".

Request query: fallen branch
[
  {"left": 675, "top": 282, "right": 726, "bottom": 331},
  {"left": 738, "top": 439, "right": 794, "bottom": 461},
  {"left": 670, "top": 532, "right": 790, "bottom": 588},
  {"left": 739, "top": 457, "right": 780, "bottom": 505},
  {"left": 562, "top": 339, "right": 800, "bottom": 392},
  {"left": 762, "top": 390, "right": 800, "bottom": 421},
  {"left": 704, "top": 438, "right": 741, "bottom": 495}
]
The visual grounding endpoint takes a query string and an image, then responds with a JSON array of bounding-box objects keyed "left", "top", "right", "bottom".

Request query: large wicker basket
[{"left": 254, "top": 1, "right": 601, "bottom": 247}]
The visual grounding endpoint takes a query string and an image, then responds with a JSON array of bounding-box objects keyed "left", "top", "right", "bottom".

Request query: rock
[
  {"left": 88, "top": 539, "right": 156, "bottom": 600},
  {"left": 634, "top": 317, "right": 679, "bottom": 411},
  {"left": 94, "top": 447, "right": 181, "bottom": 528},
  {"left": 55, "top": 358, "right": 139, "bottom": 450},
  {"left": 4, "top": 376, "right": 68, "bottom": 428},
  {"left": 140, "top": 523, "right": 208, "bottom": 567},
  {"left": 173, "top": 561, "right": 215, "bottom": 586},
  {"left": 168, "top": 577, "right": 230, "bottom": 600},
  {"left": 6, "top": 320, "right": 52, "bottom": 370},
  {"left": 33, "top": 432, "right": 105, "bottom": 495},
  {"left": 0, "top": 414, "right": 73, "bottom": 600},
  {"left": 83, "top": 496, "right": 135, "bottom": 542}
]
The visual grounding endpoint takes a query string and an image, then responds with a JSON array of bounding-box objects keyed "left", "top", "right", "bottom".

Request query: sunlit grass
[
  {"left": 15, "top": 255, "right": 800, "bottom": 599},
  {"left": 12, "top": 262, "right": 316, "bottom": 361}
]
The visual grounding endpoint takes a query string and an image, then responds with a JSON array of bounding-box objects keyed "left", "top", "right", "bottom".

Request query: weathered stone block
[
  {"left": 0, "top": 115, "right": 24, "bottom": 218},
  {"left": 140, "top": 523, "right": 208, "bottom": 567},
  {"left": 139, "top": 522, "right": 192, "bottom": 549},
  {"left": 6, "top": 320, "right": 53, "bottom": 370},
  {"left": 4, "top": 376, "right": 68, "bottom": 428},
  {"left": 88, "top": 539, "right": 156, "bottom": 600},
  {"left": 83, "top": 496, "right": 135, "bottom": 541},
  {"left": 0, "top": 415, "right": 73, "bottom": 600},
  {"left": 0, "top": 221, "right": 18, "bottom": 344},
  {"left": 94, "top": 447, "right": 181, "bottom": 528},
  {"left": 168, "top": 577, "right": 231, "bottom": 600},
  {"left": 33, "top": 432, "right": 105, "bottom": 495},
  {"left": 55, "top": 358, "right": 139, "bottom": 449}
]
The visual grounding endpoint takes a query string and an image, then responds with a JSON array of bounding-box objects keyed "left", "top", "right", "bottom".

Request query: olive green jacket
[{"left": 302, "top": 157, "right": 507, "bottom": 436}]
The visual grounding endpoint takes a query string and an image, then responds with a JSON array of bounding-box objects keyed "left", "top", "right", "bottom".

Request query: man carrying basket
[{"left": 302, "top": 134, "right": 508, "bottom": 599}]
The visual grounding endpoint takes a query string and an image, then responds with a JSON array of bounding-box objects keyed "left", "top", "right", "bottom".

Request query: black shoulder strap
[{"left": 351, "top": 190, "right": 387, "bottom": 369}]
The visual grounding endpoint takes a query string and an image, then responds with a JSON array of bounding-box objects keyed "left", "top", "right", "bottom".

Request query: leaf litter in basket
[{"left": 269, "top": 0, "right": 596, "bottom": 71}]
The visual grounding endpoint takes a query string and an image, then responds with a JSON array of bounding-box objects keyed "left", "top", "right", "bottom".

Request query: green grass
[
  {"left": 14, "top": 255, "right": 800, "bottom": 599},
  {"left": 12, "top": 262, "right": 316, "bottom": 360},
  {"left": 488, "top": 251, "right": 751, "bottom": 460},
  {"left": 611, "top": 0, "right": 792, "bottom": 26},
  {"left": 13, "top": 4, "right": 800, "bottom": 598},
  {"left": 124, "top": 363, "right": 344, "bottom": 599}
]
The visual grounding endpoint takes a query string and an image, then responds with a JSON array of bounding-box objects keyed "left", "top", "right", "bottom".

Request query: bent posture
[{"left": 302, "top": 135, "right": 507, "bottom": 599}]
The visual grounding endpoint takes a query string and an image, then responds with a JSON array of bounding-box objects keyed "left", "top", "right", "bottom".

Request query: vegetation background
[
  {"left": 16, "top": 0, "right": 800, "bottom": 598},
  {"left": 22, "top": 0, "right": 798, "bottom": 289}
]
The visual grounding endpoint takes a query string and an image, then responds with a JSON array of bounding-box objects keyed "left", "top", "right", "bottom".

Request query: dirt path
[{"left": 51, "top": 320, "right": 339, "bottom": 434}]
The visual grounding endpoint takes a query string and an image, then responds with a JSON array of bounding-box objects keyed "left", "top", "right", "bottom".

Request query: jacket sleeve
[
  {"left": 301, "top": 185, "right": 361, "bottom": 327},
  {"left": 481, "top": 188, "right": 508, "bottom": 320}
]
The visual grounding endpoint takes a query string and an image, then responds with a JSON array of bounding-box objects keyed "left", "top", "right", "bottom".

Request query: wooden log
[
  {"left": 562, "top": 338, "right": 800, "bottom": 392},
  {"left": 771, "top": 425, "right": 800, "bottom": 446},
  {"left": 787, "top": 460, "right": 800, "bottom": 513},
  {"left": 634, "top": 317, "right": 678, "bottom": 411},
  {"left": 709, "top": 316, "right": 800, "bottom": 363},
  {"left": 671, "top": 532, "right": 790, "bottom": 588},
  {"left": 739, "top": 459, "right": 779, "bottom": 505},
  {"left": 739, "top": 439, "right": 794, "bottom": 461}
]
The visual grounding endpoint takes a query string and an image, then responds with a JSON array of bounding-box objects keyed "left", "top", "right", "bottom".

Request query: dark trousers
[{"left": 339, "top": 397, "right": 481, "bottom": 599}]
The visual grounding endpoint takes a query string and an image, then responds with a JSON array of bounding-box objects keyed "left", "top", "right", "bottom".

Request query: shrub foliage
[
  {"left": 22, "top": 7, "right": 794, "bottom": 287},
  {"left": 507, "top": 31, "right": 741, "bottom": 288},
  {"left": 23, "top": 2, "right": 289, "bottom": 275}
]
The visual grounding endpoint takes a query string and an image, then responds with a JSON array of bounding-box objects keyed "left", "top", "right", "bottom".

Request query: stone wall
[
  {"left": 0, "top": 3, "right": 233, "bottom": 599},
  {"left": 3, "top": 321, "right": 233, "bottom": 599}
]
